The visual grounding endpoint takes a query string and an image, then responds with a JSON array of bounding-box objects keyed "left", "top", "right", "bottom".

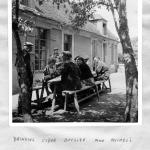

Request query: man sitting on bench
[
  {"left": 75, "top": 56, "right": 95, "bottom": 87},
  {"left": 59, "top": 51, "right": 82, "bottom": 108},
  {"left": 61, "top": 51, "right": 82, "bottom": 91},
  {"left": 93, "top": 57, "right": 110, "bottom": 81}
]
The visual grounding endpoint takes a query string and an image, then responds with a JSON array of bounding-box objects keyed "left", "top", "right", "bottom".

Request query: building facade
[{"left": 12, "top": 0, "right": 119, "bottom": 94}]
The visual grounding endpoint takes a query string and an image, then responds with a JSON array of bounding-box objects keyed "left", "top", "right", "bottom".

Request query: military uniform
[
  {"left": 61, "top": 62, "right": 82, "bottom": 90},
  {"left": 17, "top": 42, "right": 33, "bottom": 115}
]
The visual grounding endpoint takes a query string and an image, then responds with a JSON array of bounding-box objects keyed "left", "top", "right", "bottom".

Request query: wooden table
[
  {"left": 47, "top": 72, "right": 97, "bottom": 114},
  {"left": 48, "top": 76, "right": 61, "bottom": 84}
]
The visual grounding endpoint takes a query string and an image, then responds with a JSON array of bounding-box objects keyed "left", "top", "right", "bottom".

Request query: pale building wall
[
  {"left": 96, "top": 40, "right": 103, "bottom": 59},
  {"left": 12, "top": 22, "right": 118, "bottom": 94},
  {"left": 96, "top": 21, "right": 103, "bottom": 34},
  {"left": 50, "top": 28, "right": 62, "bottom": 55},
  {"left": 74, "top": 34, "right": 91, "bottom": 58},
  {"left": 96, "top": 20, "right": 107, "bottom": 35},
  {"left": 114, "top": 45, "right": 118, "bottom": 64},
  {"left": 74, "top": 34, "right": 92, "bottom": 66},
  {"left": 107, "top": 42, "right": 113, "bottom": 65},
  {"left": 105, "top": 42, "right": 111, "bottom": 65}
]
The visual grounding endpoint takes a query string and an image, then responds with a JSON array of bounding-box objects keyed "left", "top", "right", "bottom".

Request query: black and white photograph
[
  {"left": 2, "top": 0, "right": 150, "bottom": 149},
  {"left": 11, "top": 0, "right": 140, "bottom": 123}
]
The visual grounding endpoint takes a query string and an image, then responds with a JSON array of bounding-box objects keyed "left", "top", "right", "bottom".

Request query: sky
[{"left": 97, "top": 0, "right": 138, "bottom": 38}]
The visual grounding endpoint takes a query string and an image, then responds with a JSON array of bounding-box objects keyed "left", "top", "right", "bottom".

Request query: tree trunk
[
  {"left": 13, "top": 0, "right": 33, "bottom": 122},
  {"left": 121, "top": 39, "right": 138, "bottom": 122},
  {"left": 116, "top": 0, "right": 138, "bottom": 122}
]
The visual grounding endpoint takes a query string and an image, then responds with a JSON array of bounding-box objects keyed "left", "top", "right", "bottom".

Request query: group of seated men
[{"left": 42, "top": 48, "right": 110, "bottom": 107}]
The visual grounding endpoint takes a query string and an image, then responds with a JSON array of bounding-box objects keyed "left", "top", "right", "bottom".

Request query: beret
[
  {"left": 24, "top": 42, "right": 34, "bottom": 46},
  {"left": 53, "top": 47, "right": 59, "bottom": 50},
  {"left": 62, "top": 51, "right": 72, "bottom": 59}
]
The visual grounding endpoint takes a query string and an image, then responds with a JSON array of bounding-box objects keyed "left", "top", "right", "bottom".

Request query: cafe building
[{"left": 12, "top": 0, "right": 119, "bottom": 94}]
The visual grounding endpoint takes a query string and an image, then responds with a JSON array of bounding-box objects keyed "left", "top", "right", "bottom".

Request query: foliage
[
  {"left": 69, "top": 0, "right": 97, "bottom": 29},
  {"left": 18, "top": 17, "right": 34, "bottom": 34},
  {"left": 38, "top": 0, "right": 121, "bottom": 33},
  {"left": 12, "top": 0, "right": 34, "bottom": 37}
]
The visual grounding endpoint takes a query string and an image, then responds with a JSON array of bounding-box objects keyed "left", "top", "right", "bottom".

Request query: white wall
[
  {"left": 74, "top": 34, "right": 92, "bottom": 66},
  {"left": 50, "top": 28, "right": 62, "bottom": 55}
]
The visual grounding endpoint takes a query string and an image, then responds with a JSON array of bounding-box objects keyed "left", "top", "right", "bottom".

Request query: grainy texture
[{"left": 0, "top": 0, "right": 150, "bottom": 150}]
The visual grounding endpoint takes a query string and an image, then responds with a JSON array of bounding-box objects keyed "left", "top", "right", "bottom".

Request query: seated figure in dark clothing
[
  {"left": 54, "top": 51, "right": 81, "bottom": 108},
  {"left": 61, "top": 51, "right": 82, "bottom": 91},
  {"left": 75, "top": 56, "right": 95, "bottom": 87}
]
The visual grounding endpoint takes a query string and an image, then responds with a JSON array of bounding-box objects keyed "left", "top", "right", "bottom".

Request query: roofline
[
  {"left": 89, "top": 18, "right": 107, "bottom": 22},
  {"left": 65, "top": 25, "right": 119, "bottom": 43},
  {"left": 20, "top": 5, "right": 63, "bottom": 25},
  {"left": 19, "top": 5, "right": 119, "bottom": 42}
]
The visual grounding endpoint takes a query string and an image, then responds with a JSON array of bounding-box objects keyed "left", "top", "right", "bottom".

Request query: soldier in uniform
[
  {"left": 18, "top": 42, "right": 34, "bottom": 116},
  {"left": 61, "top": 51, "right": 82, "bottom": 91},
  {"left": 58, "top": 51, "right": 82, "bottom": 108},
  {"left": 23, "top": 42, "right": 34, "bottom": 86}
]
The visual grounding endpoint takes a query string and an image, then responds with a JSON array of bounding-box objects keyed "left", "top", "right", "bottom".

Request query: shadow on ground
[{"left": 13, "top": 92, "right": 126, "bottom": 123}]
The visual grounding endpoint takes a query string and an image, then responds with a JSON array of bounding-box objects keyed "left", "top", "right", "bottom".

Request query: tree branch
[
  {"left": 16, "top": 0, "right": 19, "bottom": 23},
  {"left": 13, "top": 0, "right": 22, "bottom": 55},
  {"left": 96, "top": 0, "right": 117, "bottom": 9},
  {"left": 108, "top": 0, "right": 119, "bottom": 34}
]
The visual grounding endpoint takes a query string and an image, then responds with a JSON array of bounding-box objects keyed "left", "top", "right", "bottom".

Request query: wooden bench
[
  {"left": 32, "top": 81, "right": 51, "bottom": 106},
  {"left": 95, "top": 78, "right": 111, "bottom": 93},
  {"left": 62, "top": 78, "right": 111, "bottom": 113},
  {"left": 31, "top": 76, "right": 111, "bottom": 113}
]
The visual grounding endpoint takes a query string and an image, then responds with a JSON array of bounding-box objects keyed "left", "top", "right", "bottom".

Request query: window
[
  {"left": 37, "top": 0, "right": 44, "bottom": 5},
  {"left": 103, "top": 43, "right": 107, "bottom": 62},
  {"left": 35, "top": 28, "right": 47, "bottom": 70},
  {"left": 103, "top": 23, "right": 107, "bottom": 35},
  {"left": 64, "top": 34, "right": 72, "bottom": 51},
  {"left": 20, "top": 0, "right": 29, "bottom": 6}
]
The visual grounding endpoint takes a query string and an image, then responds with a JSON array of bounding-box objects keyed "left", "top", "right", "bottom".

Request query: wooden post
[
  {"left": 95, "top": 84, "right": 100, "bottom": 102},
  {"left": 74, "top": 92, "right": 80, "bottom": 114},
  {"left": 108, "top": 78, "right": 111, "bottom": 92},
  {"left": 51, "top": 85, "right": 56, "bottom": 114},
  {"left": 64, "top": 93, "right": 67, "bottom": 111}
]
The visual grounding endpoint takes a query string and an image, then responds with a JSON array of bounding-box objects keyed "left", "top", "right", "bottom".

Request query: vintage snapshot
[{"left": 11, "top": 0, "right": 139, "bottom": 124}]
